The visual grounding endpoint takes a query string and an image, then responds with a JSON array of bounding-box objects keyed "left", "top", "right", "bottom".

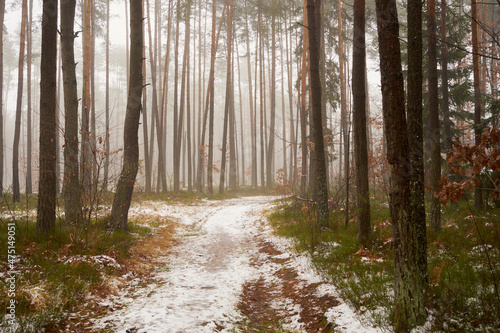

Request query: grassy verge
[
  {"left": 268, "top": 196, "right": 500, "bottom": 332},
  {"left": 0, "top": 190, "right": 199, "bottom": 332},
  {"left": 0, "top": 215, "right": 152, "bottom": 332}
]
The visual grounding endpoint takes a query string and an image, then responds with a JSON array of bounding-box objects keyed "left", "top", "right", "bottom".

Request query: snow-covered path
[{"left": 93, "top": 196, "right": 379, "bottom": 333}]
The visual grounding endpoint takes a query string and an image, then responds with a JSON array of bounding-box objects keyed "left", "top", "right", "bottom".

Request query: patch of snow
[{"left": 60, "top": 254, "right": 121, "bottom": 269}]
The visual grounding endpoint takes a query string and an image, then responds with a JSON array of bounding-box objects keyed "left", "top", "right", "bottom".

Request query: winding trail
[{"left": 92, "top": 196, "right": 378, "bottom": 333}]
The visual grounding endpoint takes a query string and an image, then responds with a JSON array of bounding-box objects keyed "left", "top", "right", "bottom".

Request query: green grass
[
  {"left": 0, "top": 214, "right": 152, "bottom": 332},
  {"left": 268, "top": 196, "right": 500, "bottom": 331}
]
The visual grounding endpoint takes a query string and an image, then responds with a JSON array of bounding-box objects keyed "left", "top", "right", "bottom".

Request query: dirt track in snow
[{"left": 68, "top": 196, "right": 377, "bottom": 333}]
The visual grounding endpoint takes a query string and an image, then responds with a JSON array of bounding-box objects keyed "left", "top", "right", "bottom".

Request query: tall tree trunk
[
  {"left": 197, "top": 1, "right": 226, "bottom": 193},
  {"left": 352, "top": 0, "right": 371, "bottom": 244},
  {"left": 228, "top": 43, "right": 237, "bottom": 192},
  {"left": 90, "top": 4, "right": 97, "bottom": 190},
  {"left": 26, "top": 0, "right": 33, "bottom": 194},
  {"left": 125, "top": 0, "right": 130, "bottom": 92},
  {"left": 338, "top": 0, "right": 348, "bottom": 214},
  {"left": 407, "top": 0, "right": 428, "bottom": 285},
  {"left": 176, "top": 0, "right": 192, "bottom": 192},
  {"left": 111, "top": 0, "right": 143, "bottom": 231},
  {"left": 235, "top": 33, "right": 245, "bottom": 187},
  {"left": 190, "top": 0, "right": 196, "bottom": 190},
  {"left": 219, "top": 65, "right": 231, "bottom": 193},
  {"left": 441, "top": 0, "right": 451, "bottom": 151},
  {"left": 61, "top": 0, "right": 81, "bottom": 223},
  {"left": 428, "top": 0, "right": 441, "bottom": 232},
  {"left": 258, "top": 6, "right": 265, "bottom": 189},
  {"left": 160, "top": 0, "right": 173, "bottom": 193},
  {"left": 12, "top": 0, "right": 28, "bottom": 203},
  {"left": 142, "top": 36, "right": 151, "bottom": 192},
  {"left": 207, "top": 0, "right": 218, "bottom": 195},
  {"left": 307, "top": 0, "right": 329, "bottom": 226},
  {"left": 141, "top": 0, "right": 151, "bottom": 193},
  {"left": 37, "top": 0, "right": 58, "bottom": 233},
  {"left": 375, "top": 0, "right": 426, "bottom": 328},
  {"left": 219, "top": 0, "right": 235, "bottom": 193},
  {"left": 173, "top": 0, "right": 181, "bottom": 191},
  {"left": 300, "top": 0, "right": 309, "bottom": 197},
  {"left": 266, "top": 1, "right": 276, "bottom": 189},
  {"left": 0, "top": 0, "right": 5, "bottom": 196},
  {"left": 244, "top": 2, "right": 257, "bottom": 189},
  {"left": 146, "top": 0, "right": 167, "bottom": 192},
  {"left": 279, "top": 21, "right": 288, "bottom": 181},
  {"left": 195, "top": 0, "right": 203, "bottom": 190},
  {"left": 186, "top": 0, "right": 193, "bottom": 192},
  {"left": 81, "top": 0, "right": 93, "bottom": 201},
  {"left": 471, "top": 0, "right": 482, "bottom": 210},
  {"left": 104, "top": 0, "right": 110, "bottom": 191},
  {"left": 285, "top": 6, "right": 296, "bottom": 189}
]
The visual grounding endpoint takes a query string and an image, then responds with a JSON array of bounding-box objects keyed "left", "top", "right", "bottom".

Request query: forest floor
[{"left": 58, "top": 196, "right": 378, "bottom": 333}]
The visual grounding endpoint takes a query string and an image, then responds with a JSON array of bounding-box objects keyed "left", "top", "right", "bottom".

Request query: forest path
[{"left": 91, "top": 196, "right": 376, "bottom": 333}]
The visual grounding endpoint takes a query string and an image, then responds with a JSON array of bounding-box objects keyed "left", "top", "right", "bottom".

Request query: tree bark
[
  {"left": 110, "top": 0, "right": 143, "bottom": 231},
  {"left": 26, "top": 0, "right": 33, "bottom": 194},
  {"left": 146, "top": 0, "right": 167, "bottom": 192},
  {"left": 61, "top": 0, "right": 81, "bottom": 223},
  {"left": 285, "top": 7, "right": 296, "bottom": 189},
  {"left": 244, "top": 1, "right": 257, "bottom": 189},
  {"left": 441, "top": 0, "right": 451, "bottom": 151},
  {"left": 173, "top": 0, "right": 181, "bottom": 191},
  {"left": 219, "top": 0, "right": 235, "bottom": 193},
  {"left": 300, "top": 0, "right": 309, "bottom": 197},
  {"left": 186, "top": 0, "right": 193, "bottom": 192},
  {"left": 142, "top": 35, "right": 151, "bottom": 192},
  {"left": 104, "top": 0, "right": 110, "bottom": 191},
  {"left": 375, "top": 0, "right": 426, "bottom": 328},
  {"left": 207, "top": 0, "right": 218, "bottom": 195},
  {"left": 427, "top": 0, "right": 441, "bottom": 232},
  {"left": 352, "top": 0, "right": 371, "bottom": 244},
  {"left": 258, "top": 6, "right": 265, "bottom": 189},
  {"left": 266, "top": 1, "right": 276, "bottom": 189},
  {"left": 235, "top": 33, "right": 245, "bottom": 186},
  {"left": 407, "top": 0, "right": 428, "bottom": 285},
  {"left": 81, "top": 0, "right": 93, "bottom": 200},
  {"left": 12, "top": 0, "right": 28, "bottom": 203},
  {"left": 197, "top": 1, "right": 226, "bottom": 194},
  {"left": 307, "top": 0, "right": 329, "bottom": 226},
  {"left": 279, "top": 21, "right": 288, "bottom": 182},
  {"left": 228, "top": 12, "right": 236, "bottom": 193},
  {"left": 338, "top": 0, "right": 349, "bottom": 217},
  {"left": 471, "top": 0, "right": 483, "bottom": 210},
  {"left": 37, "top": 0, "right": 58, "bottom": 234}
]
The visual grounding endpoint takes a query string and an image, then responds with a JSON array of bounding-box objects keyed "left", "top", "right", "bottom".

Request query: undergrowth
[
  {"left": 0, "top": 209, "right": 152, "bottom": 332},
  {"left": 268, "top": 196, "right": 500, "bottom": 332}
]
